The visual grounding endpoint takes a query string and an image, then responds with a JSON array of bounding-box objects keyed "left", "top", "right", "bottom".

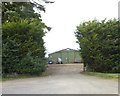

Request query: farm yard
[{"left": 2, "top": 0, "right": 119, "bottom": 95}]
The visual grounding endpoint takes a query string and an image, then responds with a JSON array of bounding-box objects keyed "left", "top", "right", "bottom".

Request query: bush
[{"left": 16, "top": 52, "right": 47, "bottom": 75}]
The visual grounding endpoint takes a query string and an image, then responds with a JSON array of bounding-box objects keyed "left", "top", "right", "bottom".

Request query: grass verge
[
  {"left": 1, "top": 72, "right": 51, "bottom": 82},
  {"left": 2, "top": 75, "right": 38, "bottom": 81},
  {"left": 81, "top": 72, "right": 119, "bottom": 79}
]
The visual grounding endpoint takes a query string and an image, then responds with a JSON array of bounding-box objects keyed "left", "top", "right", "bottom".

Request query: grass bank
[
  {"left": 2, "top": 75, "right": 38, "bottom": 81},
  {"left": 2, "top": 72, "right": 50, "bottom": 82},
  {"left": 81, "top": 72, "right": 119, "bottom": 79}
]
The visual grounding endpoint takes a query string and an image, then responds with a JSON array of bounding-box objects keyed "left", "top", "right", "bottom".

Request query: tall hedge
[
  {"left": 2, "top": 19, "right": 47, "bottom": 75},
  {"left": 75, "top": 19, "right": 119, "bottom": 73},
  {"left": 2, "top": 2, "right": 50, "bottom": 75}
]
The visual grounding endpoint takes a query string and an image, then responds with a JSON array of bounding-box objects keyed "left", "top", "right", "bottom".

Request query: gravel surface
[{"left": 2, "top": 64, "right": 118, "bottom": 94}]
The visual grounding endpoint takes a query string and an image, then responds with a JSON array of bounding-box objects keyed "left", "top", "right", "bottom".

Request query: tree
[
  {"left": 75, "top": 19, "right": 119, "bottom": 73},
  {"left": 2, "top": 1, "right": 51, "bottom": 75}
]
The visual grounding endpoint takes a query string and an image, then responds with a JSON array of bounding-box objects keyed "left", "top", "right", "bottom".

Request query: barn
[{"left": 48, "top": 48, "right": 82, "bottom": 64}]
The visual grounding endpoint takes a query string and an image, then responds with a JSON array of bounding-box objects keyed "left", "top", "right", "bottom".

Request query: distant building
[{"left": 48, "top": 48, "right": 82, "bottom": 64}]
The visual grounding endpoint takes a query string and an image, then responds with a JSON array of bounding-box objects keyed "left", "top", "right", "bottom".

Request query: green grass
[
  {"left": 2, "top": 75, "right": 35, "bottom": 81},
  {"left": 81, "top": 72, "right": 119, "bottom": 79},
  {"left": 1, "top": 72, "right": 51, "bottom": 82}
]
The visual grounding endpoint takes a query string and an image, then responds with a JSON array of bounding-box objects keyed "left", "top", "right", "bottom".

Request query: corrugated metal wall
[{"left": 49, "top": 48, "right": 82, "bottom": 64}]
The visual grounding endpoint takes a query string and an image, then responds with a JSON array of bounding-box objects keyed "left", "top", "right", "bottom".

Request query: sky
[{"left": 41, "top": 0, "right": 119, "bottom": 56}]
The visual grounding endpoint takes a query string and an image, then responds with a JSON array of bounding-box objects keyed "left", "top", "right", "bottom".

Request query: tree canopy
[
  {"left": 2, "top": 1, "right": 51, "bottom": 75},
  {"left": 75, "top": 19, "right": 119, "bottom": 73}
]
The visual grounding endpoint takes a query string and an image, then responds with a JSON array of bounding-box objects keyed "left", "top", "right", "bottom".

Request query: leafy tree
[
  {"left": 2, "top": 1, "right": 52, "bottom": 75},
  {"left": 75, "top": 19, "right": 119, "bottom": 73}
]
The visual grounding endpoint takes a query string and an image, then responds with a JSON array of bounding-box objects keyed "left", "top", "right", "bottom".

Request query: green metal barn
[{"left": 48, "top": 48, "right": 82, "bottom": 64}]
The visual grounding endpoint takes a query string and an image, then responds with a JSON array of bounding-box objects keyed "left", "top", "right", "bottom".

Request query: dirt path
[{"left": 2, "top": 64, "right": 118, "bottom": 94}]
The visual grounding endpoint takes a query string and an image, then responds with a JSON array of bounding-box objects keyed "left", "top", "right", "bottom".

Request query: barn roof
[{"left": 49, "top": 48, "right": 79, "bottom": 55}]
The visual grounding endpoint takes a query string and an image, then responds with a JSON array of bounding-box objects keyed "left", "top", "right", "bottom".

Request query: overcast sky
[{"left": 41, "top": 0, "right": 119, "bottom": 56}]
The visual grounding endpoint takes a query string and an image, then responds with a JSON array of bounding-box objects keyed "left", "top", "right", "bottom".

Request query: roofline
[{"left": 48, "top": 48, "right": 79, "bottom": 55}]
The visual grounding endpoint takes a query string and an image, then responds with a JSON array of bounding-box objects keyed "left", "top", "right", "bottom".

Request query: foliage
[
  {"left": 2, "top": 1, "right": 50, "bottom": 75},
  {"left": 17, "top": 52, "right": 46, "bottom": 75},
  {"left": 2, "top": 1, "right": 46, "bottom": 23},
  {"left": 2, "top": 19, "right": 47, "bottom": 75},
  {"left": 82, "top": 72, "right": 119, "bottom": 79},
  {"left": 75, "top": 19, "right": 120, "bottom": 73}
]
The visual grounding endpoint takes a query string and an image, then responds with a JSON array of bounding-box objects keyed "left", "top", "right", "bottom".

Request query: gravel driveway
[{"left": 2, "top": 64, "right": 118, "bottom": 94}]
